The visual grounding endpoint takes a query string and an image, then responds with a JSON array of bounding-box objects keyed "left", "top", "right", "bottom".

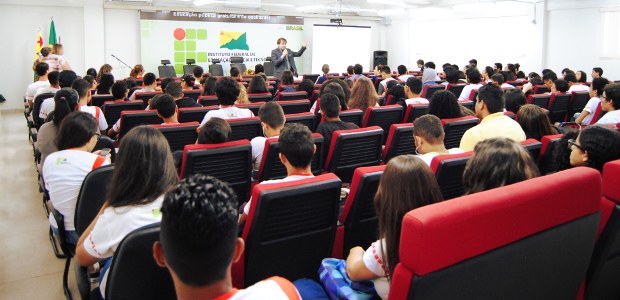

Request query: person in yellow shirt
[{"left": 459, "top": 84, "right": 526, "bottom": 151}]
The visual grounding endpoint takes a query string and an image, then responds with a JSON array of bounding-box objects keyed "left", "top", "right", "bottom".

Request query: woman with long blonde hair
[{"left": 348, "top": 76, "right": 379, "bottom": 111}]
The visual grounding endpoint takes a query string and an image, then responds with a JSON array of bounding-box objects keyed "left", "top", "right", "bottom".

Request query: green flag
[{"left": 48, "top": 19, "right": 56, "bottom": 45}]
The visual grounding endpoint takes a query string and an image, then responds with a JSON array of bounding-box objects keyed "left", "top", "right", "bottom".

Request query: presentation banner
[{"left": 140, "top": 11, "right": 304, "bottom": 76}]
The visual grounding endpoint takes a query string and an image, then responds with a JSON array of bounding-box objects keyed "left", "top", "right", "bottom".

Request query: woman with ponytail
[{"left": 35, "top": 88, "right": 79, "bottom": 171}]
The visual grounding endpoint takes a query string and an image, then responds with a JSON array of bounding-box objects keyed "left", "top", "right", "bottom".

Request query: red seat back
[
  {"left": 149, "top": 122, "right": 199, "bottom": 152},
  {"left": 441, "top": 116, "right": 480, "bottom": 149},
  {"left": 324, "top": 126, "right": 384, "bottom": 182},
  {"left": 382, "top": 123, "right": 415, "bottom": 162}
]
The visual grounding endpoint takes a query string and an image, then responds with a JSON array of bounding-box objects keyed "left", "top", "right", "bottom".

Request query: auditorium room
[{"left": 2, "top": 0, "right": 620, "bottom": 298}]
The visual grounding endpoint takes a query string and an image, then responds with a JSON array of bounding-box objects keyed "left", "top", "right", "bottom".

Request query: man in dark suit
[{"left": 270, "top": 37, "right": 307, "bottom": 79}]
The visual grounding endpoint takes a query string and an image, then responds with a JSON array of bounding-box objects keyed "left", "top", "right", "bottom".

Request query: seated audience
[
  {"left": 413, "top": 115, "right": 464, "bottom": 165},
  {"left": 201, "top": 76, "right": 218, "bottom": 96},
  {"left": 73, "top": 79, "right": 108, "bottom": 132},
  {"left": 86, "top": 67, "right": 97, "bottom": 79},
  {"left": 76, "top": 125, "right": 178, "bottom": 296},
  {"left": 151, "top": 94, "right": 180, "bottom": 125},
  {"left": 197, "top": 117, "right": 231, "bottom": 144},
  {"left": 166, "top": 81, "right": 201, "bottom": 108},
  {"left": 397, "top": 65, "right": 412, "bottom": 82},
  {"left": 574, "top": 77, "right": 609, "bottom": 125},
  {"left": 417, "top": 59, "right": 424, "bottom": 72},
  {"left": 43, "top": 112, "right": 111, "bottom": 245},
  {"left": 569, "top": 126, "right": 620, "bottom": 172},
  {"left": 251, "top": 102, "right": 286, "bottom": 171},
  {"left": 240, "top": 123, "right": 316, "bottom": 222},
  {"left": 591, "top": 67, "right": 603, "bottom": 79},
  {"left": 34, "top": 70, "right": 60, "bottom": 100},
  {"left": 346, "top": 65, "right": 354, "bottom": 77},
  {"left": 503, "top": 89, "right": 527, "bottom": 114},
  {"left": 124, "top": 77, "right": 138, "bottom": 98},
  {"left": 463, "top": 137, "right": 538, "bottom": 194},
  {"left": 442, "top": 66, "right": 460, "bottom": 86},
  {"left": 596, "top": 83, "right": 620, "bottom": 125},
  {"left": 317, "top": 64, "right": 330, "bottom": 84},
  {"left": 348, "top": 77, "right": 379, "bottom": 111},
  {"left": 542, "top": 71, "right": 558, "bottom": 92},
  {"left": 315, "top": 93, "right": 358, "bottom": 162},
  {"left": 129, "top": 72, "right": 159, "bottom": 100},
  {"left": 181, "top": 74, "right": 196, "bottom": 90},
  {"left": 385, "top": 84, "right": 406, "bottom": 106},
  {"left": 522, "top": 72, "right": 544, "bottom": 95},
  {"left": 458, "top": 67, "right": 483, "bottom": 100},
  {"left": 129, "top": 64, "right": 144, "bottom": 79},
  {"left": 297, "top": 79, "right": 315, "bottom": 99},
  {"left": 96, "top": 64, "right": 112, "bottom": 83},
  {"left": 312, "top": 80, "right": 348, "bottom": 113},
  {"left": 200, "top": 77, "right": 254, "bottom": 127},
  {"left": 96, "top": 73, "right": 114, "bottom": 95},
  {"left": 105, "top": 82, "right": 132, "bottom": 139},
  {"left": 482, "top": 66, "right": 494, "bottom": 84},
  {"left": 400, "top": 77, "right": 428, "bottom": 106},
  {"left": 35, "top": 88, "right": 79, "bottom": 171},
  {"left": 460, "top": 84, "right": 526, "bottom": 151},
  {"left": 491, "top": 73, "right": 514, "bottom": 89},
  {"left": 565, "top": 72, "right": 589, "bottom": 93},
  {"left": 350, "top": 64, "right": 364, "bottom": 82},
  {"left": 230, "top": 67, "right": 249, "bottom": 104},
  {"left": 154, "top": 174, "right": 302, "bottom": 300},
  {"left": 254, "top": 64, "right": 264, "bottom": 74},
  {"left": 377, "top": 66, "right": 395, "bottom": 95},
  {"left": 280, "top": 71, "right": 296, "bottom": 92},
  {"left": 421, "top": 67, "right": 437, "bottom": 86},
  {"left": 346, "top": 155, "right": 443, "bottom": 299},
  {"left": 39, "top": 70, "right": 78, "bottom": 120},
  {"left": 26, "top": 63, "right": 50, "bottom": 105},
  {"left": 576, "top": 70, "right": 588, "bottom": 83},
  {"left": 247, "top": 75, "right": 269, "bottom": 94},
  {"left": 517, "top": 104, "right": 560, "bottom": 141},
  {"left": 428, "top": 90, "right": 471, "bottom": 119}
]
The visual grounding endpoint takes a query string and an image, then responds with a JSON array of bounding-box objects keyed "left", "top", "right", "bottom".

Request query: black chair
[
  {"left": 441, "top": 116, "right": 480, "bottom": 149},
  {"left": 302, "top": 74, "right": 320, "bottom": 83},
  {"left": 278, "top": 100, "right": 311, "bottom": 114},
  {"left": 539, "top": 134, "right": 563, "bottom": 175},
  {"left": 362, "top": 105, "right": 404, "bottom": 144},
  {"left": 403, "top": 104, "right": 429, "bottom": 123},
  {"left": 102, "top": 101, "right": 145, "bottom": 129},
  {"left": 150, "top": 122, "right": 200, "bottom": 152},
  {"left": 324, "top": 126, "right": 384, "bottom": 182},
  {"left": 31, "top": 92, "right": 55, "bottom": 129},
  {"left": 520, "top": 139, "right": 542, "bottom": 163},
  {"left": 547, "top": 93, "right": 572, "bottom": 123},
  {"left": 134, "top": 92, "right": 162, "bottom": 107},
  {"left": 91, "top": 94, "right": 115, "bottom": 108},
  {"left": 232, "top": 174, "right": 342, "bottom": 287},
  {"left": 528, "top": 94, "right": 551, "bottom": 109},
  {"left": 570, "top": 91, "right": 591, "bottom": 117},
  {"left": 177, "top": 106, "right": 218, "bottom": 123},
  {"left": 431, "top": 151, "right": 473, "bottom": 200},
  {"left": 446, "top": 83, "right": 466, "bottom": 98},
  {"left": 237, "top": 103, "right": 263, "bottom": 116},
  {"left": 183, "top": 89, "right": 202, "bottom": 101},
  {"left": 104, "top": 223, "right": 176, "bottom": 300},
  {"left": 198, "top": 95, "right": 219, "bottom": 106},
  {"left": 247, "top": 93, "right": 272, "bottom": 103},
  {"left": 209, "top": 64, "right": 224, "bottom": 76},
  {"left": 420, "top": 84, "right": 445, "bottom": 99},
  {"left": 278, "top": 91, "right": 307, "bottom": 101},
  {"left": 285, "top": 112, "right": 318, "bottom": 132},
  {"left": 180, "top": 141, "right": 252, "bottom": 202},
  {"left": 382, "top": 123, "right": 415, "bottom": 163},
  {"left": 117, "top": 110, "right": 163, "bottom": 141},
  {"left": 339, "top": 109, "right": 364, "bottom": 127},
  {"left": 334, "top": 165, "right": 384, "bottom": 258},
  {"left": 227, "top": 117, "right": 262, "bottom": 141}
]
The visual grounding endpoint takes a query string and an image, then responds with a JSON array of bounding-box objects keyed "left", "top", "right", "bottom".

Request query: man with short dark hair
[
  {"left": 73, "top": 79, "right": 108, "bottom": 131},
  {"left": 39, "top": 70, "right": 77, "bottom": 120},
  {"left": 129, "top": 72, "right": 160, "bottom": 100},
  {"left": 414, "top": 115, "right": 464, "bottom": 165},
  {"left": 542, "top": 71, "right": 558, "bottom": 91},
  {"left": 199, "top": 77, "right": 254, "bottom": 127},
  {"left": 154, "top": 174, "right": 301, "bottom": 300},
  {"left": 251, "top": 101, "right": 286, "bottom": 171},
  {"left": 34, "top": 71, "right": 60, "bottom": 99},
  {"left": 469, "top": 59, "right": 478, "bottom": 67},
  {"left": 458, "top": 67, "right": 484, "bottom": 100},
  {"left": 26, "top": 62, "right": 50, "bottom": 106},
  {"left": 565, "top": 72, "right": 589, "bottom": 93},
  {"left": 192, "top": 66, "right": 204, "bottom": 79},
  {"left": 350, "top": 64, "right": 364, "bottom": 81},
  {"left": 592, "top": 67, "right": 603, "bottom": 79},
  {"left": 106, "top": 81, "right": 132, "bottom": 139},
  {"left": 315, "top": 93, "right": 358, "bottom": 161},
  {"left": 397, "top": 65, "right": 412, "bottom": 82},
  {"left": 166, "top": 81, "right": 201, "bottom": 108},
  {"left": 459, "top": 84, "right": 526, "bottom": 151},
  {"left": 151, "top": 94, "right": 179, "bottom": 125},
  {"left": 491, "top": 73, "right": 513, "bottom": 89},
  {"left": 402, "top": 77, "right": 428, "bottom": 105},
  {"left": 377, "top": 66, "right": 394, "bottom": 95},
  {"left": 254, "top": 64, "right": 265, "bottom": 74}
]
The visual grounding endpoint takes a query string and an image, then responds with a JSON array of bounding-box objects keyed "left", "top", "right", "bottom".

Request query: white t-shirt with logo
[
  {"left": 79, "top": 105, "right": 108, "bottom": 131},
  {"left": 200, "top": 106, "right": 255, "bottom": 126},
  {"left": 43, "top": 150, "right": 110, "bottom": 231}
]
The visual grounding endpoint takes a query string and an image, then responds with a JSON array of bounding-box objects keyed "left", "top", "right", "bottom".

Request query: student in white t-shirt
[
  {"left": 458, "top": 67, "right": 484, "bottom": 100},
  {"left": 396, "top": 65, "right": 412, "bottom": 82},
  {"left": 377, "top": 66, "right": 395, "bottom": 95},
  {"left": 39, "top": 70, "right": 78, "bottom": 120},
  {"left": 43, "top": 112, "right": 110, "bottom": 245},
  {"left": 400, "top": 77, "right": 428, "bottom": 106},
  {"left": 597, "top": 83, "right": 620, "bottom": 125},
  {"left": 72, "top": 79, "right": 108, "bottom": 131},
  {"left": 76, "top": 126, "right": 179, "bottom": 298},
  {"left": 26, "top": 62, "right": 50, "bottom": 106},
  {"left": 345, "top": 155, "right": 444, "bottom": 299},
  {"left": 153, "top": 174, "right": 302, "bottom": 300},
  {"left": 200, "top": 77, "right": 254, "bottom": 128},
  {"left": 251, "top": 102, "right": 286, "bottom": 172},
  {"left": 413, "top": 115, "right": 465, "bottom": 166},
  {"left": 240, "top": 123, "right": 316, "bottom": 222},
  {"left": 574, "top": 77, "right": 609, "bottom": 125},
  {"left": 565, "top": 72, "right": 590, "bottom": 93},
  {"left": 128, "top": 72, "right": 160, "bottom": 100}
]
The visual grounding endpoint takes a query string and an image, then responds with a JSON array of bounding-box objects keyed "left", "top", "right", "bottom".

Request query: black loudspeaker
[{"left": 373, "top": 51, "right": 388, "bottom": 68}]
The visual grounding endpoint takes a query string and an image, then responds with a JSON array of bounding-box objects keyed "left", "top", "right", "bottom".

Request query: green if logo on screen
[
  {"left": 220, "top": 31, "right": 249, "bottom": 50},
  {"left": 173, "top": 28, "right": 208, "bottom": 74}
]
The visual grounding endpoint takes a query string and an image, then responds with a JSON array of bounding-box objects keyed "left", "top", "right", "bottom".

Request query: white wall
[
  {"left": 0, "top": 4, "right": 85, "bottom": 111},
  {"left": 103, "top": 9, "right": 141, "bottom": 80}
]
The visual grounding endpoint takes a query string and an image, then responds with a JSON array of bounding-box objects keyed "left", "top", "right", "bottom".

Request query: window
[{"left": 601, "top": 8, "right": 620, "bottom": 58}]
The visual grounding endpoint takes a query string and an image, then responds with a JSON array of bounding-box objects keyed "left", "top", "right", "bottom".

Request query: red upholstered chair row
[
  {"left": 117, "top": 110, "right": 163, "bottom": 141},
  {"left": 149, "top": 122, "right": 199, "bottom": 152},
  {"left": 382, "top": 123, "right": 415, "bottom": 163},
  {"left": 389, "top": 167, "right": 602, "bottom": 299},
  {"left": 440, "top": 116, "right": 480, "bottom": 149},
  {"left": 420, "top": 84, "right": 445, "bottom": 99},
  {"left": 324, "top": 126, "right": 384, "bottom": 183},
  {"left": 102, "top": 100, "right": 145, "bottom": 129}
]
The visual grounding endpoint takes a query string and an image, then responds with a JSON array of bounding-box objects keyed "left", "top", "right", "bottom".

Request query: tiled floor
[{"left": 0, "top": 110, "right": 77, "bottom": 299}]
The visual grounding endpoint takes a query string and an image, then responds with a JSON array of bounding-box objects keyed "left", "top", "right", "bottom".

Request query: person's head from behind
[
  {"left": 130, "top": 64, "right": 144, "bottom": 78},
  {"left": 543, "top": 71, "right": 558, "bottom": 88},
  {"left": 40, "top": 46, "right": 51, "bottom": 57},
  {"left": 297, "top": 79, "right": 315, "bottom": 98},
  {"left": 52, "top": 44, "right": 64, "bottom": 55},
  {"left": 142, "top": 72, "right": 157, "bottom": 87},
  {"left": 592, "top": 67, "right": 603, "bottom": 79},
  {"left": 319, "top": 93, "right": 341, "bottom": 119},
  {"left": 258, "top": 101, "right": 285, "bottom": 135},
  {"left": 155, "top": 174, "right": 239, "bottom": 290},
  {"left": 413, "top": 115, "right": 446, "bottom": 153},
  {"left": 394, "top": 65, "right": 406, "bottom": 76},
  {"left": 160, "top": 77, "right": 175, "bottom": 92},
  {"left": 554, "top": 79, "right": 569, "bottom": 93},
  {"left": 181, "top": 74, "right": 196, "bottom": 89},
  {"left": 601, "top": 83, "right": 620, "bottom": 112},
  {"left": 98, "top": 73, "right": 115, "bottom": 94},
  {"left": 52, "top": 88, "right": 79, "bottom": 127},
  {"left": 197, "top": 117, "right": 231, "bottom": 144},
  {"left": 503, "top": 88, "right": 526, "bottom": 113},
  {"left": 463, "top": 138, "right": 539, "bottom": 194},
  {"left": 58, "top": 70, "right": 77, "bottom": 88},
  {"left": 278, "top": 123, "right": 315, "bottom": 169},
  {"left": 109, "top": 126, "right": 178, "bottom": 207},
  {"left": 491, "top": 73, "right": 505, "bottom": 86},
  {"left": 98, "top": 64, "right": 112, "bottom": 78},
  {"left": 443, "top": 66, "right": 460, "bottom": 84},
  {"left": 380, "top": 66, "right": 391, "bottom": 78},
  {"left": 47, "top": 71, "right": 60, "bottom": 87},
  {"left": 517, "top": 104, "right": 556, "bottom": 141},
  {"left": 35, "top": 62, "right": 49, "bottom": 77},
  {"left": 56, "top": 111, "right": 99, "bottom": 151},
  {"left": 590, "top": 77, "right": 609, "bottom": 98},
  {"left": 320, "top": 81, "right": 347, "bottom": 111},
  {"left": 347, "top": 65, "right": 354, "bottom": 75},
  {"left": 569, "top": 126, "right": 620, "bottom": 172},
  {"left": 428, "top": 90, "right": 461, "bottom": 119},
  {"left": 424, "top": 62, "right": 436, "bottom": 69},
  {"left": 247, "top": 75, "right": 268, "bottom": 94},
  {"left": 193, "top": 66, "right": 204, "bottom": 79},
  {"left": 349, "top": 76, "right": 378, "bottom": 110},
  {"left": 202, "top": 76, "right": 218, "bottom": 96},
  {"left": 353, "top": 64, "right": 363, "bottom": 75},
  {"left": 405, "top": 77, "right": 423, "bottom": 97},
  {"left": 151, "top": 94, "right": 177, "bottom": 119},
  {"left": 281, "top": 70, "right": 295, "bottom": 85},
  {"left": 482, "top": 66, "right": 493, "bottom": 80},
  {"left": 215, "top": 77, "right": 240, "bottom": 105},
  {"left": 86, "top": 68, "right": 97, "bottom": 79},
  {"left": 254, "top": 64, "right": 264, "bottom": 74},
  {"left": 230, "top": 67, "right": 240, "bottom": 79},
  {"left": 476, "top": 83, "right": 504, "bottom": 118},
  {"left": 321, "top": 64, "right": 330, "bottom": 75},
  {"left": 72, "top": 78, "right": 91, "bottom": 102},
  {"left": 386, "top": 84, "right": 406, "bottom": 104},
  {"left": 374, "top": 155, "right": 443, "bottom": 277},
  {"left": 465, "top": 67, "right": 482, "bottom": 84},
  {"left": 564, "top": 72, "right": 578, "bottom": 85},
  {"left": 576, "top": 70, "right": 587, "bottom": 83},
  {"left": 517, "top": 71, "right": 526, "bottom": 79},
  {"left": 111, "top": 81, "right": 128, "bottom": 100},
  {"left": 165, "top": 82, "right": 184, "bottom": 100}
]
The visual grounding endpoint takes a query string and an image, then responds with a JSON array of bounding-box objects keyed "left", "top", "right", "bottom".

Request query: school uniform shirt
[
  {"left": 251, "top": 135, "right": 279, "bottom": 171},
  {"left": 580, "top": 97, "right": 601, "bottom": 125},
  {"left": 243, "top": 175, "right": 314, "bottom": 215},
  {"left": 200, "top": 106, "right": 254, "bottom": 126},
  {"left": 43, "top": 150, "right": 109, "bottom": 231},
  {"left": 25, "top": 80, "right": 51, "bottom": 101},
  {"left": 34, "top": 86, "right": 60, "bottom": 99},
  {"left": 362, "top": 239, "right": 389, "bottom": 300},
  {"left": 458, "top": 83, "right": 483, "bottom": 100},
  {"left": 398, "top": 75, "right": 413, "bottom": 82},
  {"left": 213, "top": 276, "right": 300, "bottom": 300},
  {"left": 78, "top": 105, "right": 108, "bottom": 131},
  {"left": 39, "top": 97, "right": 55, "bottom": 120},
  {"left": 596, "top": 110, "right": 620, "bottom": 125},
  {"left": 568, "top": 84, "right": 590, "bottom": 93}
]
